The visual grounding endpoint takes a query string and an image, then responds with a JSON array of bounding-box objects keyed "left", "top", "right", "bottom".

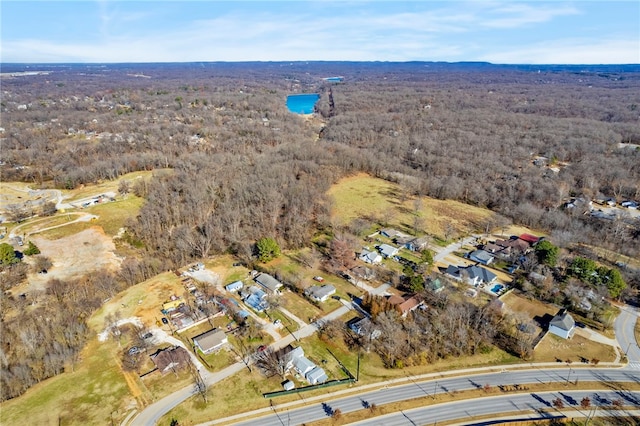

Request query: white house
[
  {"left": 193, "top": 328, "right": 228, "bottom": 354},
  {"left": 359, "top": 248, "right": 382, "bottom": 264},
  {"left": 304, "top": 284, "right": 336, "bottom": 302},
  {"left": 378, "top": 243, "right": 399, "bottom": 258},
  {"left": 225, "top": 280, "right": 243, "bottom": 293},
  {"left": 254, "top": 273, "right": 282, "bottom": 293},
  {"left": 549, "top": 310, "right": 575, "bottom": 339}
]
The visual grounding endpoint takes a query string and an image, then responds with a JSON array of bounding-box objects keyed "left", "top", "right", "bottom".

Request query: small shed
[{"left": 282, "top": 380, "right": 295, "bottom": 391}]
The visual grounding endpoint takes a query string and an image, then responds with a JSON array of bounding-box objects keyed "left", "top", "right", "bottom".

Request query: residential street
[
  {"left": 128, "top": 262, "right": 639, "bottom": 426},
  {"left": 614, "top": 303, "right": 640, "bottom": 368}
]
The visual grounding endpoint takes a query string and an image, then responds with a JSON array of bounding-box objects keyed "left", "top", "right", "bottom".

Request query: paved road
[
  {"left": 227, "top": 368, "right": 638, "bottom": 426},
  {"left": 433, "top": 235, "right": 477, "bottom": 263},
  {"left": 351, "top": 391, "right": 640, "bottom": 426},
  {"left": 615, "top": 304, "right": 640, "bottom": 368}
]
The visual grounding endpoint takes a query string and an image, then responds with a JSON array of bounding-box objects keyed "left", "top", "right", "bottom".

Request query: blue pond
[{"left": 286, "top": 93, "right": 320, "bottom": 114}]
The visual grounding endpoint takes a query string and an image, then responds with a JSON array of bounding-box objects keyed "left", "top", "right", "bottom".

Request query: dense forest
[{"left": 1, "top": 62, "right": 639, "bottom": 400}]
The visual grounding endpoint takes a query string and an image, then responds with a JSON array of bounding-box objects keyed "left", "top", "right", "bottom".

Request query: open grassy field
[
  {"left": 533, "top": 333, "right": 617, "bottom": 363},
  {"left": 0, "top": 338, "right": 135, "bottom": 426},
  {"left": 62, "top": 169, "right": 171, "bottom": 203},
  {"left": 501, "top": 291, "right": 559, "bottom": 320},
  {"left": 327, "top": 173, "right": 495, "bottom": 240}
]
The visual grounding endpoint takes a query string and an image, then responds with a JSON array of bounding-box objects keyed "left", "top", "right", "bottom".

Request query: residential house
[
  {"left": 306, "top": 366, "right": 329, "bottom": 385},
  {"left": 426, "top": 277, "right": 444, "bottom": 293},
  {"left": 293, "top": 354, "right": 316, "bottom": 376},
  {"left": 380, "top": 228, "right": 404, "bottom": 239},
  {"left": 484, "top": 242, "right": 510, "bottom": 257},
  {"left": 359, "top": 248, "right": 382, "bottom": 264},
  {"left": 468, "top": 249, "right": 494, "bottom": 265},
  {"left": 445, "top": 265, "right": 497, "bottom": 286},
  {"left": 349, "top": 317, "right": 381, "bottom": 339},
  {"left": 254, "top": 273, "right": 282, "bottom": 293},
  {"left": 243, "top": 286, "right": 269, "bottom": 312},
  {"left": 225, "top": 280, "right": 243, "bottom": 293},
  {"left": 378, "top": 243, "right": 399, "bottom": 258},
  {"left": 150, "top": 346, "right": 191, "bottom": 374},
  {"left": 193, "top": 328, "right": 228, "bottom": 354},
  {"left": 285, "top": 345, "right": 328, "bottom": 385},
  {"left": 304, "top": 284, "right": 336, "bottom": 303},
  {"left": 466, "top": 265, "right": 498, "bottom": 285},
  {"left": 579, "top": 298, "right": 592, "bottom": 311},
  {"left": 519, "top": 233, "right": 541, "bottom": 246},
  {"left": 549, "top": 310, "right": 575, "bottom": 339},
  {"left": 404, "top": 236, "right": 430, "bottom": 252},
  {"left": 496, "top": 238, "right": 530, "bottom": 254},
  {"left": 351, "top": 266, "right": 376, "bottom": 281},
  {"left": 387, "top": 294, "right": 423, "bottom": 318}
]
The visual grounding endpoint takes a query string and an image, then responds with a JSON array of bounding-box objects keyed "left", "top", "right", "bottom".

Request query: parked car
[
  {"left": 161, "top": 317, "right": 168, "bottom": 324},
  {"left": 313, "top": 276, "right": 324, "bottom": 282}
]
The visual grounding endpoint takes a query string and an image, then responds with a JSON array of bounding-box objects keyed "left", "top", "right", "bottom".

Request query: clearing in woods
[{"left": 327, "top": 173, "right": 495, "bottom": 239}]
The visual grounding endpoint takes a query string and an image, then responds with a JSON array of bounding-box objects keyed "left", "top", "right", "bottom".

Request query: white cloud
[
  {"left": 0, "top": 2, "right": 636, "bottom": 64},
  {"left": 479, "top": 39, "right": 640, "bottom": 64},
  {"left": 482, "top": 3, "right": 580, "bottom": 29}
]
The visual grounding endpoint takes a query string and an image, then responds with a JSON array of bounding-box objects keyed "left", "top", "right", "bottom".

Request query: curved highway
[
  {"left": 350, "top": 390, "right": 640, "bottom": 426},
  {"left": 215, "top": 368, "right": 639, "bottom": 426}
]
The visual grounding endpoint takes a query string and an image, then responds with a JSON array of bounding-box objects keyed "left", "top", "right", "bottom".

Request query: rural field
[{"left": 327, "top": 173, "right": 495, "bottom": 240}]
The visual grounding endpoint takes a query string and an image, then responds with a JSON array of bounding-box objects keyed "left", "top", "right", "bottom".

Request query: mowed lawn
[{"left": 327, "top": 173, "right": 494, "bottom": 240}]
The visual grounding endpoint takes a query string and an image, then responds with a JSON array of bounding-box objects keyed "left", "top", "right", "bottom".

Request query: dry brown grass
[
  {"left": 501, "top": 291, "right": 559, "bottom": 319},
  {"left": 327, "top": 173, "right": 494, "bottom": 239},
  {"left": 533, "top": 333, "right": 617, "bottom": 363}
]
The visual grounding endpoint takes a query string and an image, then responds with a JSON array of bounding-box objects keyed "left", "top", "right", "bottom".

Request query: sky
[{"left": 1, "top": 1, "right": 638, "bottom": 64}]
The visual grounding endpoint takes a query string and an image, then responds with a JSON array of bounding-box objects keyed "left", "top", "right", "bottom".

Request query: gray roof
[
  {"left": 305, "top": 284, "right": 336, "bottom": 301},
  {"left": 550, "top": 311, "right": 575, "bottom": 331},
  {"left": 225, "top": 280, "right": 243, "bottom": 292},
  {"left": 378, "top": 243, "right": 399, "bottom": 257},
  {"left": 360, "top": 249, "right": 381, "bottom": 263},
  {"left": 466, "top": 265, "right": 497, "bottom": 283},
  {"left": 193, "top": 328, "right": 227, "bottom": 353},
  {"left": 255, "top": 273, "right": 282, "bottom": 292},
  {"left": 469, "top": 249, "right": 493, "bottom": 264},
  {"left": 306, "top": 366, "right": 328, "bottom": 384},
  {"left": 293, "top": 355, "right": 316, "bottom": 375}
]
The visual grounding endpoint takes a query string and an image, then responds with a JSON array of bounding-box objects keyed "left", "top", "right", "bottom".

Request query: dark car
[{"left": 161, "top": 317, "right": 168, "bottom": 325}]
